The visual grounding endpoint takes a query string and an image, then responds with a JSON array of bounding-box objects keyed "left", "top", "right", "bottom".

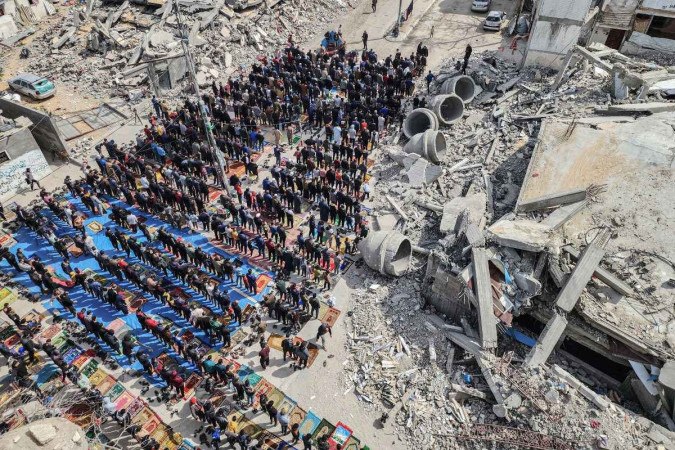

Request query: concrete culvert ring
[
  {"left": 452, "top": 75, "right": 476, "bottom": 103},
  {"left": 403, "top": 108, "right": 438, "bottom": 138},
  {"left": 430, "top": 94, "right": 464, "bottom": 125},
  {"left": 384, "top": 237, "right": 412, "bottom": 276},
  {"left": 357, "top": 230, "right": 412, "bottom": 277},
  {"left": 432, "top": 131, "right": 447, "bottom": 160},
  {"left": 403, "top": 130, "right": 446, "bottom": 164}
]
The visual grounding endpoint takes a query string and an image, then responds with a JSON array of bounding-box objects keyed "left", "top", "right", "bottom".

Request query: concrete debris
[
  {"left": 487, "top": 219, "right": 551, "bottom": 252},
  {"left": 513, "top": 272, "right": 541, "bottom": 296},
  {"left": 345, "top": 39, "right": 675, "bottom": 449},
  {"left": 439, "top": 193, "right": 486, "bottom": 235},
  {"left": 517, "top": 189, "right": 587, "bottom": 213},
  {"left": 540, "top": 200, "right": 587, "bottom": 230},
  {"left": 10, "top": 0, "right": 350, "bottom": 98},
  {"left": 357, "top": 230, "right": 412, "bottom": 277},
  {"left": 603, "top": 102, "right": 675, "bottom": 114},
  {"left": 555, "top": 229, "right": 610, "bottom": 313},
  {"left": 403, "top": 157, "right": 443, "bottom": 187},
  {"left": 472, "top": 247, "right": 498, "bottom": 350}
]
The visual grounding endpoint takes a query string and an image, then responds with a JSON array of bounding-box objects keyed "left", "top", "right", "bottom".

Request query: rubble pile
[
  {"left": 346, "top": 45, "right": 675, "bottom": 448},
  {"left": 342, "top": 273, "right": 675, "bottom": 449},
  {"left": 18, "top": 0, "right": 348, "bottom": 100}
]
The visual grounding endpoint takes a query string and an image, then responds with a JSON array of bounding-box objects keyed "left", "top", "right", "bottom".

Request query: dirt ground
[{"left": 1, "top": 9, "right": 103, "bottom": 115}]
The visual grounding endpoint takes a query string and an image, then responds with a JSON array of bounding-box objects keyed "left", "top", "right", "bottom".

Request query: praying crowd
[{"left": 0, "top": 32, "right": 429, "bottom": 449}]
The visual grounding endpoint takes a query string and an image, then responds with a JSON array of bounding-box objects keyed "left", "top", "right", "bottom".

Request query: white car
[
  {"left": 483, "top": 10, "right": 506, "bottom": 31},
  {"left": 471, "top": 0, "right": 491, "bottom": 12},
  {"left": 7, "top": 73, "right": 56, "bottom": 100}
]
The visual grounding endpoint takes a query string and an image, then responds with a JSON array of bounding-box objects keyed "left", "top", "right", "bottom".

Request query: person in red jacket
[
  {"left": 169, "top": 370, "right": 185, "bottom": 398},
  {"left": 259, "top": 342, "right": 270, "bottom": 370}
]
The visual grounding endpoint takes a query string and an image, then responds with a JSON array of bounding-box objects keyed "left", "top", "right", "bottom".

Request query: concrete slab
[
  {"left": 439, "top": 193, "right": 487, "bottom": 234},
  {"left": 0, "top": 15, "right": 18, "bottom": 40},
  {"left": 525, "top": 312, "right": 568, "bottom": 368},
  {"left": 487, "top": 219, "right": 551, "bottom": 252},
  {"left": 555, "top": 230, "right": 608, "bottom": 312},
  {"left": 472, "top": 248, "right": 498, "bottom": 350},
  {"left": 606, "top": 102, "right": 675, "bottom": 114}
]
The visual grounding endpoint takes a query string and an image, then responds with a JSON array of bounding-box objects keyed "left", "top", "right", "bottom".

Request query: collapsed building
[
  {"left": 353, "top": 43, "right": 675, "bottom": 448},
  {"left": 2, "top": 0, "right": 350, "bottom": 101}
]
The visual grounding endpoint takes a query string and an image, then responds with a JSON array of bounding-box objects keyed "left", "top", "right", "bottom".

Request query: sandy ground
[
  {"left": 1, "top": 0, "right": 517, "bottom": 446},
  {"left": 1, "top": 12, "right": 103, "bottom": 116}
]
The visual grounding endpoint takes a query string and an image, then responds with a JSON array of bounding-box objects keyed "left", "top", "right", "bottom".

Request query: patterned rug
[
  {"left": 312, "top": 418, "right": 336, "bottom": 442},
  {"left": 330, "top": 422, "right": 353, "bottom": 448},
  {"left": 320, "top": 307, "right": 341, "bottom": 328},
  {"left": 298, "top": 410, "right": 321, "bottom": 437},
  {"left": 0, "top": 287, "right": 18, "bottom": 308}
]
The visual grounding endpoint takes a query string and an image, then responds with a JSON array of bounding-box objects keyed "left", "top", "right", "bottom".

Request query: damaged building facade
[
  {"left": 590, "top": 0, "right": 675, "bottom": 53},
  {"left": 521, "top": 0, "right": 675, "bottom": 70}
]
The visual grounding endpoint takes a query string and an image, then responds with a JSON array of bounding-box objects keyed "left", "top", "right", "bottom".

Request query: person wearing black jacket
[{"left": 19, "top": 333, "right": 37, "bottom": 364}]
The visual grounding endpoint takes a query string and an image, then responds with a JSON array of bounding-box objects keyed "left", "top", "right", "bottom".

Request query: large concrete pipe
[
  {"left": 358, "top": 230, "right": 412, "bottom": 277},
  {"left": 441, "top": 76, "right": 476, "bottom": 103},
  {"left": 403, "top": 108, "right": 439, "bottom": 138},
  {"left": 429, "top": 94, "right": 464, "bottom": 125},
  {"left": 403, "top": 129, "right": 447, "bottom": 164}
]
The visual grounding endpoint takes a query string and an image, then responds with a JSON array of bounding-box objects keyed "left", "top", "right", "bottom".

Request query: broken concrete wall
[
  {"left": 0, "top": 98, "right": 68, "bottom": 154},
  {"left": 423, "top": 261, "right": 473, "bottom": 319},
  {"left": 622, "top": 31, "right": 675, "bottom": 55},
  {"left": 524, "top": 0, "right": 595, "bottom": 69},
  {"left": 0, "top": 15, "right": 19, "bottom": 40},
  {"left": 0, "top": 127, "right": 50, "bottom": 200}
]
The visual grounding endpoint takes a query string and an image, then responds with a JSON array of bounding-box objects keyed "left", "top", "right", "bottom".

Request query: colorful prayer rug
[
  {"left": 96, "top": 375, "right": 117, "bottom": 395},
  {"left": 87, "top": 221, "right": 104, "bottom": 233},
  {"left": 80, "top": 359, "right": 99, "bottom": 377},
  {"left": 298, "top": 410, "right": 321, "bottom": 437},
  {"left": 87, "top": 367, "right": 107, "bottom": 386},
  {"left": 107, "top": 382, "right": 126, "bottom": 401},
  {"left": 311, "top": 419, "right": 335, "bottom": 442},
  {"left": 343, "top": 436, "right": 361, "bottom": 450},
  {"left": 127, "top": 397, "right": 145, "bottom": 418},
  {"left": 320, "top": 307, "right": 341, "bottom": 328},
  {"left": 0, "top": 287, "right": 18, "bottom": 308},
  {"left": 266, "top": 333, "right": 284, "bottom": 351},
  {"left": 243, "top": 371, "right": 262, "bottom": 388},
  {"left": 329, "top": 422, "right": 353, "bottom": 449},
  {"left": 289, "top": 405, "right": 306, "bottom": 427}
]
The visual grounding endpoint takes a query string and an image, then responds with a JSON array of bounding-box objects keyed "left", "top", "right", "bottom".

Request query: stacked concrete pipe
[
  {"left": 429, "top": 94, "right": 464, "bottom": 126},
  {"left": 358, "top": 230, "right": 412, "bottom": 277},
  {"left": 441, "top": 75, "right": 477, "bottom": 103},
  {"left": 403, "top": 108, "right": 439, "bottom": 138},
  {"left": 402, "top": 129, "right": 447, "bottom": 164}
]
